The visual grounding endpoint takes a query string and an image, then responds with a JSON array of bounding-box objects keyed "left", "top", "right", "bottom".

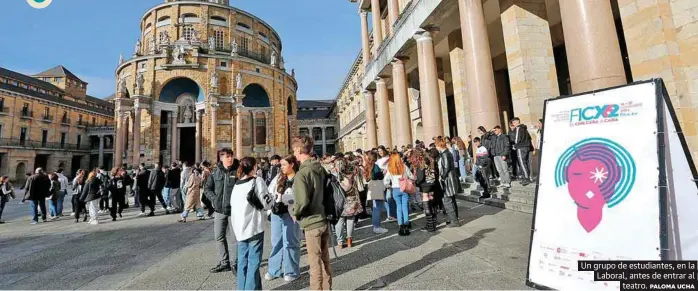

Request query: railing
[
  {"left": 339, "top": 111, "right": 367, "bottom": 138},
  {"left": 20, "top": 110, "right": 33, "bottom": 119},
  {"left": 41, "top": 115, "right": 54, "bottom": 122},
  {"left": 76, "top": 120, "right": 87, "bottom": 127},
  {"left": 60, "top": 118, "right": 71, "bottom": 125},
  {"left": 0, "top": 107, "right": 9, "bottom": 115},
  {"left": 0, "top": 138, "right": 90, "bottom": 150}
]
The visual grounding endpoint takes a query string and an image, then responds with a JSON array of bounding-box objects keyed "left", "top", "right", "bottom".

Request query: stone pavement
[{"left": 0, "top": 193, "right": 533, "bottom": 290}]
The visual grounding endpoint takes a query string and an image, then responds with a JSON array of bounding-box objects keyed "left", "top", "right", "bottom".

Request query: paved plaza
[{"left": 0, "top": 193, "right": 532, "bottom": 290}]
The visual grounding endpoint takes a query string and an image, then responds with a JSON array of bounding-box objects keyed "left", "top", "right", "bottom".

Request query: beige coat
[{"left": 184, "top": 172, "right": 202, "bottom": 211}]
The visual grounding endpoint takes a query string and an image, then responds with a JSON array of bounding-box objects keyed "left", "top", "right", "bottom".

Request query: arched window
[
  {"left": 236, "top": 22, "right": 252, "bottom": 34},
  {"left": 182, "top": 13, "right": 199, "bottom": 24},
  {"left": 156, "top": 16, "right": 171, "bottom": 27},
  {"left": 237, "top": 22, "right": 251, "bottom": 30},
  {"left": 210, "top": 16, "right": 227, "bottom": 26},
  {"left": 258, "top": 32, "right": 269, "bottom": 44}
]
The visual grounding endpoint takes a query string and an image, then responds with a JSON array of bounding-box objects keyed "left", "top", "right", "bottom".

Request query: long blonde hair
[{"left": 87, "top": 172, "right": 96, "bottom": 182}]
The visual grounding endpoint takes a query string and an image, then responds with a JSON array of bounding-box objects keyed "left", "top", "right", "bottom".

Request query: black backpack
[{"left": 323, "top": 172, "right": 345, "bottom": 225}]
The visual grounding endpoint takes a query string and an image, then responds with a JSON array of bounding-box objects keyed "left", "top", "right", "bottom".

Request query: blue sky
[{"left": 0, "top": 0, "right": 361, "bottom": 100}]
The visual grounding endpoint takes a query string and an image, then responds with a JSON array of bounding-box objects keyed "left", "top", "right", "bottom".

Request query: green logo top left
[{"left": 27, "top": 0, "right": 52, "bottom": 9}]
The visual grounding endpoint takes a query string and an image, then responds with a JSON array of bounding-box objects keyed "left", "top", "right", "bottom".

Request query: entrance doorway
[
  {"left": 34, "top": 154, "right": 49, "bottom": 171},
  {"left": 71, "top": 156, "right": 82, "bottom": 177},
  {"left": 179, "top": 127, "right": 196, "bottom": 165}
]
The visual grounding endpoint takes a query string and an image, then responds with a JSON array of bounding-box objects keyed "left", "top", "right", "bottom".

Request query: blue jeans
[
  {"left": 384, "top": 189, "right": 397, "bottom": 218},
  {"left": 57, "top": 190, "right": 67, "bottom": 215},
  {"left": 29, "top": 199, "right": 47, "bottom": 222},
  {"left": 49, "top": 199, "right": 58, "bottom": 217},
  {"left": 392, "top": 188, "right": 410, "bottom": 226},
  {"left": 237, "top": 232, "right": 264, "bottom": 290},
  {"left": 133, "top": 188, "right": 140, "bottom": 207},
  {"left": 372, "top": 200, "right": 385, "bottom": 228},
  {"left": 162, "top": 187, "right": 171, "bottom": 208},
  {"left": 268, "top": 212, "right": 301, "bottom": 278},
  {"left": 181, "top": 206, "right": 203, "bottom": 218}
]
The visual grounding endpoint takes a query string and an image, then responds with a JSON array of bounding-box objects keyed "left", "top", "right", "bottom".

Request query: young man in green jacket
[{"left": 291, "top": 135, "right": 332, "bottom": 290}]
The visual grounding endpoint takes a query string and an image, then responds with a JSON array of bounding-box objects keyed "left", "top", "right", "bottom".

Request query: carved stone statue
[
  {"left": 134, "top": 39, "right": 141, "bottom": 55},
  {"left": 209, "top": 37, "right": 216, "bottom": 51},
  {"left": 118, "top": 77, "right": 128, "bottom": 94},
  {"left": 159, "top": 31, "right": 170, "bottom": 45},
  {"left": 210, "top": 71, "right": 219, "bottom": 88},
  {"left": 183, "top": 105, "right": 193, "bottom": 123},
  {"left": 236, "top": 73, "right": 243, "bottom": 90},
  {"left": 231, "top": 39, "right": 238, "bottom": 56},
  {"left": 119, "top": 53, "right": 124, "bottom": 65},
  {"left": 136, "top": 72, "right": 145, "bottom": 92},
  {"left": 191, "top": 29, "right": 200, "bottom": 43},
  {"left": 291, "top": 69, "right": 295, "bottom": 78},
  {"left": 172, "top": 45, "right": 186, "bottom": 64},
  {"left": 270, "top": 51, "right": 277, "bottom": 67},
  {"left": 279, "top": 56, "right": 285, "bottom": 70}
]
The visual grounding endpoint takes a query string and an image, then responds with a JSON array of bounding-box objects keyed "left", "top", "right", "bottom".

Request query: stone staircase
[{"left": 458, "top": 179, "right": 537, "bottom": 214}]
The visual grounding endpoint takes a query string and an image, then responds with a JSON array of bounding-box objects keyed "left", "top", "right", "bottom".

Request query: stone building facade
[
  {"left": 114, "top": 0, "right": 298, "bottom": 167},
  {"left": 337, "top": 0, "right": 698, "bottom": 163},
  {"left": 0, "top": 66, "right": 115, "bottom": 181},
  {"left": 296, "top": 100, "right": 338, "bottom": 156}
]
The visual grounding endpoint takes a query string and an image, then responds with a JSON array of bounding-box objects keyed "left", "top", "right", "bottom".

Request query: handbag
[
  {"left": 399, "top": 173, "right": 416, "bottom": 195},
  {"left": 366, "top": 180, "right": 385, "bottom": 201}
]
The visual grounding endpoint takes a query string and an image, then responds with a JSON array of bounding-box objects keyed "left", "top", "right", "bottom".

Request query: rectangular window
[
  {"left": 20, "top": 128, "right": 27, "bottom": 145},
  {"left": 60, "top": 132, "right": 66, "bottom": 148},
  {"left": 78, "top": 114, "right": 83, "bottom": 124},
  {"left": 92, "top": 117, "right": 96, "bottom": 126},
  {"left": 220, "top": 61, "right": 228, "bottom": 67},
  {"left": 41, "top": 130, "right": 48, "bottom": 147},
  {"left": 0, "top": 97, "right": 4, "bottom": 110},
  {"left": 53, "top": 77, "right": 60, "bottom": 82},
  {"left": 255, "top": 116, "right": 266, "bottom": 145},
  {"left": 239, "top": 36, "right": 249, "bottom": 55},
  {"left": 77, "top": 134, "right": 82, "bottom": 148},
  {"left": 183, "top": 26, "right": 195, "bottom": 41},
  {"left": 214, "top": 30, "right": 224, "bottom": 49},
  {"left": 44, "top": 107, "right": 49, "bottom": 118},
  {"left": 0, "top": 124, "right": 3, "bottom": 139},
  {"left": 260, "top": 46, "right": 267, "bottom": 60}
]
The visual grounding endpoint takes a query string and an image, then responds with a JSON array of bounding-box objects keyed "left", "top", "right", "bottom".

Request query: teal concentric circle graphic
[
  {"left": 554, "top": 138, "right": 636, "bottom": 208},
  {"left": 27, "top": 0, "right": 52, "bottom": 9}
]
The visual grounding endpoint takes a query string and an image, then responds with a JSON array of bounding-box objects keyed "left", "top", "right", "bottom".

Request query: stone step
[
  {"left": 458, "top": 181, "right": 537, "bottom": 214},
  {"left": 459, "top": 194, "right": 534, "bottom": 214}
]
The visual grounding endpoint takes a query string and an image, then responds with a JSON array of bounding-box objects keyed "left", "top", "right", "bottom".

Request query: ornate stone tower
[{"left": 114, "top": 0, "right": 298, "bottom": 167}]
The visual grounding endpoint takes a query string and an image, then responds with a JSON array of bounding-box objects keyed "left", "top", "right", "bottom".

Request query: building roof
[
  {"left": 296, "top": 100, "right": 335, "bottom": 120},
  {"left": 33, "top": 65, "right": 86, "bottom": 83},
  {"left": 0, "top": 67, "right": 113, "bottom": 116}
]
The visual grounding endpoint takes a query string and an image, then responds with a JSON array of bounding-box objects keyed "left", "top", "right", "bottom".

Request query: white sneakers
[
  {"left": 88, "top": 220, "right": 99, "bottom": 225},
  {"left": 373, "top": 227, "right": 389, "bottom": 234},
  {"left": 264, "top": 273, "right": 298, "bottom": 282}
]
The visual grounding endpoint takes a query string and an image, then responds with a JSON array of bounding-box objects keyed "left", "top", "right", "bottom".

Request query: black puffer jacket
[
  {"left": 204, "top": 162, "right": 237, "bottom": 216},
  {"left": 80, "top": 177, "right": 102, "bottom": 203},
  {"left": 513, "top": 124, "right": 533, "bottom": 149},
  {"left": 491, "top": 134, "right": 511, "bottom": 157}
]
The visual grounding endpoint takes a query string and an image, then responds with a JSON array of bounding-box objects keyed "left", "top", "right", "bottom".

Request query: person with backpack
[
  {"left": 383, "top": 152, "right": 415, "bottom": 236},
  {"left": 229, "top": 157, "right": 272, "bottom": 290},
  {"left": 265, "top": 155, "right": 301, "bottom": 282},
  {"left": 291, "top": 135, "right": 332, "bottom": 290},
  {"left": 364, "top": 151, "right": 388, "bottom": 234},
  {"left": 148, "top": 163, "right": 169, "bottom": 214}
]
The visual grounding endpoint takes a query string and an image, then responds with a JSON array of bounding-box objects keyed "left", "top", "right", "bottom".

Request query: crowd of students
[{"left": 0, "top": 116, "right": 541, "bottom": 290}]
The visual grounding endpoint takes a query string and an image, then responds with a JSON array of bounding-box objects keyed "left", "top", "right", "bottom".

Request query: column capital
[
  {"left": 359, "top": 9, "right": 369, "bottom": 16},
  {"left": 392, "top": 56, "right": 409, "bottom": 64},
  {"left": 413, "top": 27, "right": 439, "bottom": 42},
  {"left": 375, "top": 77, "right": 387, "bottom": 84}
]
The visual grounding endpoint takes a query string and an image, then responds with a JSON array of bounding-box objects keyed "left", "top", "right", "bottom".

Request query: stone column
[
  {"left": 195, "top": 110, "right": 202, "bottom": 163},
  {"left": 391, "top": 57, "right": 413, "bottom": 147},
  {"left": 132, "top": 105, "right": 141, "bottom": 167},
  {"left": 448, "top": 31, "right": 471, "bottom": 137},
  {"left": 171, "top": 110, "right": 178, "bottom": 162},
  {"left": 265, "top": 111, "right": 271, "bottom": 151},
  {"left": 251, "top": 111, "right": 257, "bottom": 149},
  {"left": 375, "top": 78, "right": 393, "bottom": 148},
  {"left": 501, "top": 0, "right": 559, "bottom": 126},
  {"left": 387, "top": 0, "right": 400, "bottom": 33},
  {"left": 458, "top": 0, "right": 501, "bottom": 130},
  {"left": 235, "top": 106, "right": 243, "bottom": 159},
  {"left": 371, "top": 0, "right": 384, "bottom": 52},
  {"left": 115, "top": 112, "right": 126, "bottom": 167},
  {"left": 360, "top": 10, "right": 371, "bottom": 66},
  {"left": 210, "top": 103, "right": 218, "bottom": 162},
  {"left": 364, "top": 90, "right": 378, "bottom": 149},
  {"left": 321, "top": 127, "right": 327, "bottom": 156},
  {"left": 98, "top": 134, "right": 105, "bottom": 168},
  {"left": 413, "top": 30, "right": 445, "bottom": 141},
  {"left": 559, "top": 0, "right": 626, "bottom": 93}
]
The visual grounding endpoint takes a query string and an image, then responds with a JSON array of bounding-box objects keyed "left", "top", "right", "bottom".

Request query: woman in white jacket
[{"left": 229, "top": 157, "right": 273, "bottom": 290}]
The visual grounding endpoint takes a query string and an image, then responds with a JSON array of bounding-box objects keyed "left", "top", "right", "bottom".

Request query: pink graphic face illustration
[{"left": 564, "top": 144, "right": 622, "bottom": 232}]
